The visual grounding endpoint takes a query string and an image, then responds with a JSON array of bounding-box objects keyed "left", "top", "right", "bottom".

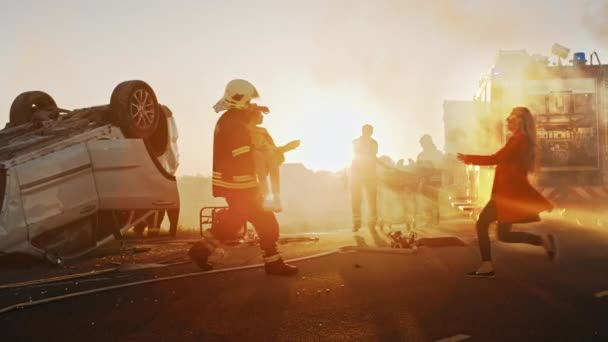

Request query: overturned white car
[{"left": 0, "top": 80, "right": 180, "bottom": 263}]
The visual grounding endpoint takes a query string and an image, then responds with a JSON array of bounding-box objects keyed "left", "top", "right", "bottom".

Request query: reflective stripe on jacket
[{"left": 212, "top": 109, "right": 259, "bottom": 198}]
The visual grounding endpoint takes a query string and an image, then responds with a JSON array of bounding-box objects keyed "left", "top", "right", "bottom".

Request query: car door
[
  {"left": 87, "top": 138, "right": 179, "bottom": 211},
  {"left": 16, "top": 143, "right": 99, "bottom": 240}
]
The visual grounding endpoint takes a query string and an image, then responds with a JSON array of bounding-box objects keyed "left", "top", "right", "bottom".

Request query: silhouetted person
[
  {"left": 163, "top": 208, "right": 179, "bottom": 237},
  {"left": 416, "top": 134, "right": 444, "bottom": 226},
  {"left": 132, "top": 209, "right": 179, "bottom": 237},
  {"left": 351, "top": 124, "right": 378, "bottom": 232},
  {"left": 458, "top": 107, "right": 556, "bottom": 278},
  {"left": 416, "top": 134, "right": 443, "bottom": 167}
]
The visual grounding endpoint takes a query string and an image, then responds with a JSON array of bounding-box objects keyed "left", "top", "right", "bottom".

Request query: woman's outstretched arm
[{"left": 458, "top": 135, "right": 526, "bottom": 166}]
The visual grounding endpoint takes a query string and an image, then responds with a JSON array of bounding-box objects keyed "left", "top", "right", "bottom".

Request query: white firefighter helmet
[{"left": 213, "top": 79, "right": 259, "bottom": 113}]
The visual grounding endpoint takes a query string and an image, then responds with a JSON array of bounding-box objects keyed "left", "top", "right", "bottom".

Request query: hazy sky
[{"left": 1, "top": 0, "right": 607, "bottom": 175}]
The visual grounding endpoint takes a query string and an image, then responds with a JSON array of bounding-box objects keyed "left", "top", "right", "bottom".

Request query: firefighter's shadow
[{"left": 353, "top": 229, "right": 390, "bottom": 248}]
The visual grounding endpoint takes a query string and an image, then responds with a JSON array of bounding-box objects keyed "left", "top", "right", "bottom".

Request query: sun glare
[{"left": 264, "top": 83, "right": 386, "bottom": 172}]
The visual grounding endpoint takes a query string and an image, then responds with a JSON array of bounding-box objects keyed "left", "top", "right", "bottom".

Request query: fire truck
[{"left": 449, "top": 46, "right": 608, "bottom": 213}]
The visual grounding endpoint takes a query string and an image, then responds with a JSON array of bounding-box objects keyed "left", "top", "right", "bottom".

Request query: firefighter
[
  {"left": 351, "top": 124, "right": 378, "bottom": 232},
  {"left": 188, "top": 79, "right": 298, "bottom": 276},
  {"left": 416, "top": 134, "right": 444, "bottom": 226}
]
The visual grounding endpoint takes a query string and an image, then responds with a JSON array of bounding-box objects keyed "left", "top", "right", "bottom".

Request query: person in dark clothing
[
  {"left": 165, "top": 208, "right": 179, "bottom": 237},
  {"left": 416, "top": 134, "right": 444, "bottom": 226},
  {"left": 132, "top": 209, "right": 179, "bottom": 237},
  {"left": 188, "top": 79, "right": 298, "bottom": 276},
  {"left": 351, "top": 124, "right": 378, "bottom": 232},
  {"left": 458, "top": 107, "right": 557, "bottom": 278}
]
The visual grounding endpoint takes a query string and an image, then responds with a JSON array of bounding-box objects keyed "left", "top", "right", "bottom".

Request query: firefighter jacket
[{"left": 212, "top": 109, "right": 259, "bottom": 198}]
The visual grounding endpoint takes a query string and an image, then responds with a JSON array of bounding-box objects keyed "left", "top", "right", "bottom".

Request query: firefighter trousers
[{"left": 210, "top": 194, "right": 279, "bottom": 255}]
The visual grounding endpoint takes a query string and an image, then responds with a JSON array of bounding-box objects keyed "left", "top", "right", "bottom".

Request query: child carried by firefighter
[{"left": 243, "top": 103, "right": 300, "bottom": 212}]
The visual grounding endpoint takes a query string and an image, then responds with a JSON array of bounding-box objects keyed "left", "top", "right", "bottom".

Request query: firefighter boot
[
  {"left": 264, "top": 254, "right": 298, "bottom": 276},
  {"left": 188, "top": 241, "right": 213, "bottom": 271},
  {"left": 189, "top": 231, "right": 220, "bottom": 272}
]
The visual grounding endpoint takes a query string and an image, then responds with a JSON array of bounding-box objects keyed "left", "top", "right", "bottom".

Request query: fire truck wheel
[
  {"left": 110, "top": 80, "right": 160, "bottom": 139},
  {"left": 9, "top": 91, "right": 58, "bottom": 126}
]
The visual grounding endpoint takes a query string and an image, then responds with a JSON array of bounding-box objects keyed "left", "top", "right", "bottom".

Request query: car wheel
[
  {"left": 9, "top": 91, "right": 57, "bottom": 126},
  {"left": 110, "top": 80, "right": 160, "bottom": 139},
  {"left": 145, "top": 104, "right": 170, "bottom": 157}
]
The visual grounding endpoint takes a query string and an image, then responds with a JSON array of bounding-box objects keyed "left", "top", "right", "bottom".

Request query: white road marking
[
  {"left": 594, "top": 290, "right": 608, "bottom": 298},
  {"left": 434, "top": 334, "right": 471, "bottom": 342}
]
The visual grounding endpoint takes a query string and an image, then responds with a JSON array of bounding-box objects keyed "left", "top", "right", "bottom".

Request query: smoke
[
  {"left": 175, "top": 163, "right": 438, "bottom": 233},
  {"left": 175, "top": 164, "right": 352, "bottom": 232},
  {"left": 582, "top": 0, "right": 608, "bottom": 46},
  {"left": 305, "top": 0, "right": 593, "bottom": 156}
]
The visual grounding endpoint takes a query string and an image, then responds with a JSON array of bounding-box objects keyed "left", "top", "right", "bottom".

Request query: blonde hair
[{"left": 512, "top": 106, "right": 537, "bottom": 172}]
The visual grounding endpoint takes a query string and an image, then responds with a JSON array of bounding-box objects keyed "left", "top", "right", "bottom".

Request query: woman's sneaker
[{"left": 466, "top": 270, "right": 495, "bottom": 278}]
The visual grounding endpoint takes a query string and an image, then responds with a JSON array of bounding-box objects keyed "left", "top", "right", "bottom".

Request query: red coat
[{"left": 466, "top": 132, "right": 553, "bottom": 223}]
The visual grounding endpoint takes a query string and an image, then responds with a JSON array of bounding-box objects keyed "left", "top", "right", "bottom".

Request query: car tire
[
  {"left": 110, "top": 80, "right": 160, "bottom": 139},
  {"left": 145, "top": 104, "right": 170, "bottom": 157},
  {"left": 9, "top": 91, "right": 58, "bottom": 126}
]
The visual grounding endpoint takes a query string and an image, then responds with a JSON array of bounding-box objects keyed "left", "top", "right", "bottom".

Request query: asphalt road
[{"left": 1, "top": 218, "right": 608, "bottom": 342}]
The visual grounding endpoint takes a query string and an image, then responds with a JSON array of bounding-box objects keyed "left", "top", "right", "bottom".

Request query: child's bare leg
[
  {"left": 268, "top": 153, "right": 281, "bottom": 196},
  {"left": 266, "top": 151, "right": 283, "bottom": 212},
  {"left": 253, "top": 150, "right": 270, "bottom": 197}
]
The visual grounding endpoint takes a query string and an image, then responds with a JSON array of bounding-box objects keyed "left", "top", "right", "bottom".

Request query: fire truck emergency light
[{"left": 573, "top": 52, "right": 587, "bottom": 65}]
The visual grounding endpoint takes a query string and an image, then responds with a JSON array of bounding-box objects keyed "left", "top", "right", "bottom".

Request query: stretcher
[
  {"left": 377, "top": 166, "right": 422, "bottom": 231},
  {"left": 377, "top": 166, "right": 441, "bottom": 248}
]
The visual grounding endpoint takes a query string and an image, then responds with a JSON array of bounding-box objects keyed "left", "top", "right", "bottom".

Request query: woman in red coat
[{"left": 457, "top": 107, "right": 557, "bottom": 278}]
